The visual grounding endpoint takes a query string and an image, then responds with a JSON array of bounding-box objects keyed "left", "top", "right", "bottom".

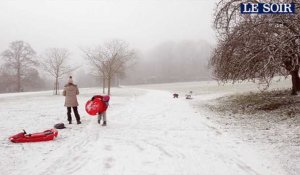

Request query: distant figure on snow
[
  {"left": 185, "top": 94, "right": 192, "bottom": 99},
  {"left": 63, "top": 76, "right": 81, "bottom": 124},
  {"left": 91, "top": 95, "right": 110, "bottom": 126},
  {"left": 186, "top": 91, "right": 193, "bottom": 99},
  {"left": 173, "top": 93, "right": 179, "bottom": 98}
]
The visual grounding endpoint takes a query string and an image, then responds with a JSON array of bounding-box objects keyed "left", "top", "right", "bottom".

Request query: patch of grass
[{"left": 210, "top": 89, "right": 300, "bottom": 117}]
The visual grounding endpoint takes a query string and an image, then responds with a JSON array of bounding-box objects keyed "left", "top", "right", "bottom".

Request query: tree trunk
[
  {"left": 102, "top": 75, "right": 106, "bottom": 94},
  {"left": 17, "top": 67, "right": 21, "bottom": 92},
  {"left": 291, "top": 68, "right": 300, "bottom": 95},
  {"left": 108, "top": 77, "right": 111, "bottom": 95},
  {"left": 55, "top": 77, "right": 59, "bottom": 95}
]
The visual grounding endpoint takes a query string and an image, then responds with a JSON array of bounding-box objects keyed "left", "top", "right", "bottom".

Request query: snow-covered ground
[
  {"left": 0, "top": 80, "right": 298, "bottom": 175},
  {"left": 134, "top": 78, "right": 299, "bottom": 175}
]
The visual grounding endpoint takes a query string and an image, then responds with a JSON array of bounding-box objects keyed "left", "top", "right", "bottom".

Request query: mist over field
[{"left": 0, "top": 0, "right": 217, "bottom": 93}]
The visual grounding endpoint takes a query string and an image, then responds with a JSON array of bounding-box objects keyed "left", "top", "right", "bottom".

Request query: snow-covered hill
[{"left": 0, "top": 82, "right": 295, "bottom": 175}]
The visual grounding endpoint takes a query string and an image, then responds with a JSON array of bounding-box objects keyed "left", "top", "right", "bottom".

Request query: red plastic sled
[
  {"left": 9, "top": 129, "right": 58, "bottom": 143},
  {"left": 85, "top": 98, "right": 108, "bottom": 116}
]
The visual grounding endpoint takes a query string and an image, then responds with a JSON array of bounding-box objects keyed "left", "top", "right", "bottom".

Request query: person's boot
[
  {"left": 68, "top": 120, "right": 72, "bottom": 124},
  {"left": 98, "top": 119, "right": 101, "bottom": 124},
  {"left": 102, "top": 121, "right": 107, "bottom": 126},
  {"left": 77, "top": 121, "right": 81, "bottom": 124}
]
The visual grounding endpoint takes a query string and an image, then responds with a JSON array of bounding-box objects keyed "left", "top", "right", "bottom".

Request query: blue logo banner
[{"left": 240, "top": 3, "right": 295, "bottom": 14}]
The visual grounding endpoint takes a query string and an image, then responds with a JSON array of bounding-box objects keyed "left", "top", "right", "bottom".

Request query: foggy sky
[{"left": 0, "top": 0, "right": 217, "bottom": 64}]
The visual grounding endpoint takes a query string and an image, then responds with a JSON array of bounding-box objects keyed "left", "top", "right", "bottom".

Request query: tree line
[{"left": 0, "top": 40, "right": 136, "bottom": 95}]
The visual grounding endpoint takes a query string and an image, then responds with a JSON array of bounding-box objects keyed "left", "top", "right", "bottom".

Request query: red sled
[
  {"left": 85, "top": 98, "right": 108, "bottom": 116},
  {"left": 9, "top": 129, "right": 58, "bottom": 143}
]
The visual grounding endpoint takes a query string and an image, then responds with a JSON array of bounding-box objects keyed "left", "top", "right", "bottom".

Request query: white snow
[{"left": 0, "top": 81, "right": 296, "bottom": 175}]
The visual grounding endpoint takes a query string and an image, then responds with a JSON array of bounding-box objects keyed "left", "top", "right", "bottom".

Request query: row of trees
[
  {"left": 210, "top": 0, "right": 300, "bottom": 95},
  {"left": 0, "top": 40, "right": 136, "bottom": 95}
]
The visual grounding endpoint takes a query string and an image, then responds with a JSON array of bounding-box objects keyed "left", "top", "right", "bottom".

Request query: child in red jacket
[{"left": 91, "top": 95, "right": 110, "bottom": 126}]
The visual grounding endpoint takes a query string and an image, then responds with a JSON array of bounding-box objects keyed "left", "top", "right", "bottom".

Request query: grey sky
[{"left": 0, "top": 0, "right": 217, "bottom": 63}]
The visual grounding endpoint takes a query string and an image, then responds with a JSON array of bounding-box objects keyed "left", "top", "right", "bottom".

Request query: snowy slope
[{"left": 0, "top": 87, "right": 288, "bottom": 175}]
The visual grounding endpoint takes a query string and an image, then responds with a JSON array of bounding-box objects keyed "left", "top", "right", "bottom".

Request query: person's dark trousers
[{"left": 67, "top": 107, "right": 81, "bottom": 124}]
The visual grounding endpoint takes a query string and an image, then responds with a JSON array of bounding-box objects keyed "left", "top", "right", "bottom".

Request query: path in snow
[{"left": 1, "top": 88, "right": 287, "bottom": 175}]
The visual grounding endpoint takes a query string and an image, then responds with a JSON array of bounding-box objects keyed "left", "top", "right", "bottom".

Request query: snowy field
[{"left": 0, "top": 80, "right": 298, "bottom": 175}]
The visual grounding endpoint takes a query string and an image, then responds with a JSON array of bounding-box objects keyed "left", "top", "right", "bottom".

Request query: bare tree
[
  {"left": 1, "top": 40, "right": 37, "bottom": 92},
  {"left": 42, "top": 48, "right": 77, "bottom": 95},
  {"left": 104, "top": 40, "right": 136, "bottom": 94},
  {"left": 84, "top": 40, "right": 136, "bottom": 95},
  {"left": 83, "top": 46, "right": 108, "bottom": 93},
  {"left": 211, "top": 0, "right": 300, "bottom": 95}
]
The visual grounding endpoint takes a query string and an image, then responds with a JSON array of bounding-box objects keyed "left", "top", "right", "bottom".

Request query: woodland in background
[
  {"left": 123, "top": 40, "right": 212, "bottom": 85},
  {"left": 0, "top": 39, "right": 211, "bottom": 94}
]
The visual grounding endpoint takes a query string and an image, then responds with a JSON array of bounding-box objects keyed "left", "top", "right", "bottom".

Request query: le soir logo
[{"left": 240, "top": 3, "right": 295, "bottom": 14}]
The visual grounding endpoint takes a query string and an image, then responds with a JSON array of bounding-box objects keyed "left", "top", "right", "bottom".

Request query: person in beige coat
[{"left": 63, "top": 76, "right": 81, "bottom": 124}]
